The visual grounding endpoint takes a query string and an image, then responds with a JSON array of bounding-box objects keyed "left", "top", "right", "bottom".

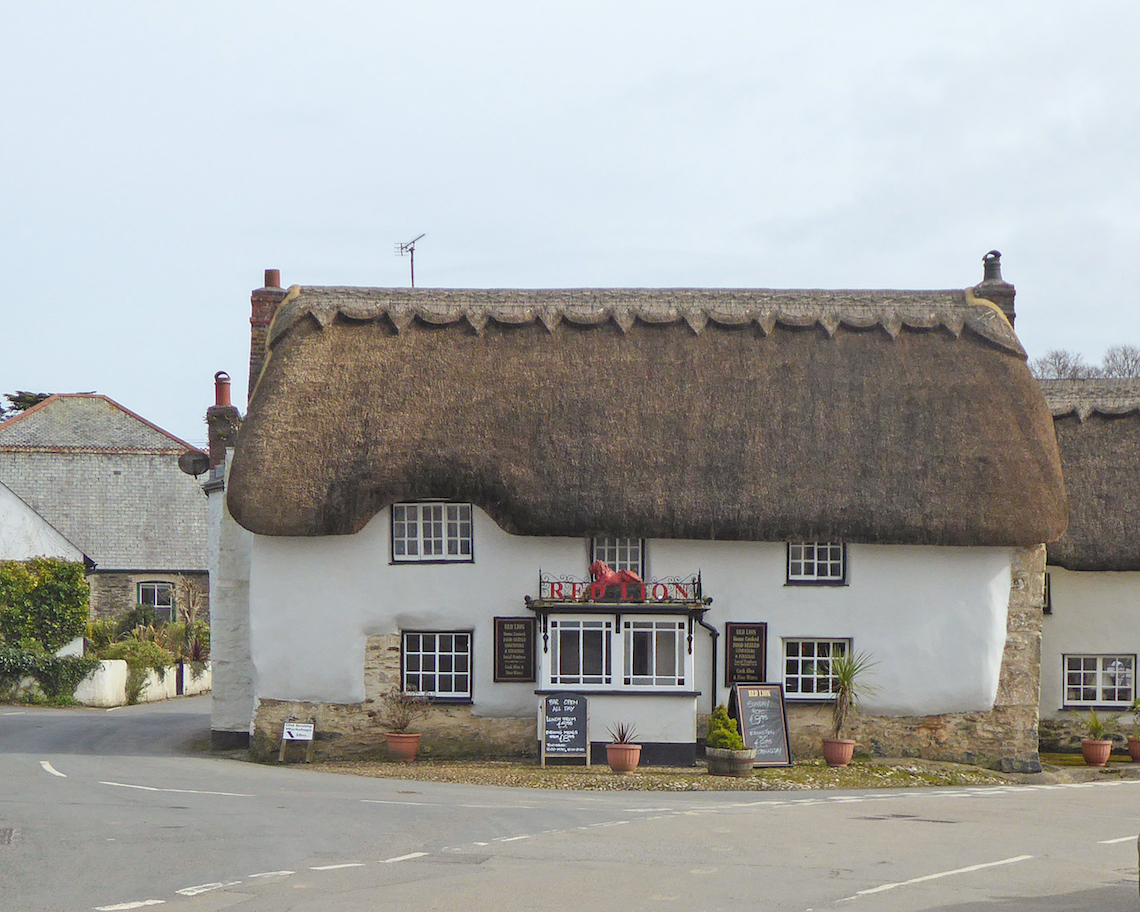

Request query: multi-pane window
[
  {"left": 785, "top": 638, "right": 849, "bottom": 697},
  {"left": 1064, "top": 655, "right": 1135, "bottom": 706},
  {"left": 787, "top": 542, "right": 845, "bottom": 583},
  {"left": 138, "top": 581, "right": 175, "bottom": 623},
  {"left": 623, "top": 619, "right": 686, "bottom": 687},
  {"left": 392, "top": 503, "right": 473, "bottom": 562},
  {"left": 591, "top": 537, "right": 643, "bottom": 575},
  {"left": 402, "top": 632, "right": 472, "bottom": 698},
  {"left": 549, "top": 618, "right": 613, "bottom": 686}
]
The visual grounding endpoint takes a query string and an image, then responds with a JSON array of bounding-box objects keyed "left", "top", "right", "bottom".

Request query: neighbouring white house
[
  {"left": 206, "top": 254, "right": 1066, "bottom": 768},
  {"left": 1038, "top": 379, "right": 1140, "bottom": 743}
]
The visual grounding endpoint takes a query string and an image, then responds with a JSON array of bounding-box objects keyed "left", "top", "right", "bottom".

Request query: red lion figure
[{"left": 587, "top": 560, "right": 644, "bottom": 600}]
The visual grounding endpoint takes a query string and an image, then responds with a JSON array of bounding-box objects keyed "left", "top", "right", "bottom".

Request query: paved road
[{"left": 1, "top": 697, "right": 1137, "bottom": 911}]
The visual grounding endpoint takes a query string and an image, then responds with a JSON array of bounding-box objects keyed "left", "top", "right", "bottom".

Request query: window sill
[
  {"left": 784, "top": 580, "right": 848, "bottom": 587},
  {"left": 390, "top": 558, "right": 475, "bottom": 566},
  {"left": 535, "top": 688, "right": 701, "bottom": 697}
]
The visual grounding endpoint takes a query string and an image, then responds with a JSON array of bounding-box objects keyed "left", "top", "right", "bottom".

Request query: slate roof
[{"left": 0, "top": 395, "right": 207, "bottom": 571}]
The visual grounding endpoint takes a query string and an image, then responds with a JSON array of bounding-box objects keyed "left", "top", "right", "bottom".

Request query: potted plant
[
  {"left": 606, "top": 722, "right": 641, "bottom": 773},
  {"left": 1126, "top": 698, "right": 1140, "bottom": 762},
  {"left": 1079, "top": 708, "right": 1114, "bottom": 767},
  {"left": 822, "top": 650, "right": 877, "bottom": 768},
  {"left": 378, "top": 685, "right": 431, "bottom": 762},
  {"left": 704, "top": 704, "right": 756, "bottom": 777}
]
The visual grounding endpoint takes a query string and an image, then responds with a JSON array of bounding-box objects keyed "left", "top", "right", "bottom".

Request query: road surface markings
[
  {"left": 839, "top": 854, "right": 1034, "bottom": 901},
  {"left": 495, "top": 835, "right": 530, "bottom": 842},
  {"left": 310, "top": 863, "right": 365, "bottom": 870},
  {"left": 100, "top": 781, "right": 253, "bottom": 797},
  {"left": 40, "top": 760, "right": 66, "bottom": 777},
  {"left": 3, "top": 711, "right": 26, "bottom": 715},
  {"left": 94, "top": 902, "right": 165, "bottom": 911},
  {"left": 247, "top": 871, "right": 294, "bottom": 879},
  {"left": 382, "top": 852, "right": 429, "bottom": 863},
  {"left": 176, "top": 882, "right": 240, "bottom": 897},
  {"left": 1098, "top": 835, "right": 1137, "bottom": 845}
]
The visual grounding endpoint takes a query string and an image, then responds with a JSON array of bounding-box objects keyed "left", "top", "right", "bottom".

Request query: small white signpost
[{"left": 278, "top": 719, "right": 316, "bottom": 763}]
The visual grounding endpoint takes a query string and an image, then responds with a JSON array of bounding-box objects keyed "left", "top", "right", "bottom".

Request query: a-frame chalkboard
[{"left": 732, "top": 683, "right": 791, "bottom": 767}]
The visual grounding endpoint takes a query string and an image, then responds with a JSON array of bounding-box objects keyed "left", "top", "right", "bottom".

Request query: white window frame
[
  {"left": 402, "top": 631, "right": 472, "bottom": 699},
  {"left": 623, "top": 618, "right": 686, "bottom": 687},
  {"left": 542, "top": 614, "right": 690, "bottom": 691},
  {"left": 787, "top": 542, "right": 846, "bottom": 584},
  {"left": 138, "top": 581, "right": 175, "bottom": 623},
  {"left": 1063, "top": 654, "right": 1135, "bottom": 707},
  {"left": 784, "top": 638, "right": 850, "bottom": 699},
  {"left": 392, "top": 502, "right": 473, "bottom": 563},
  {"left": 590, "top": 536, "right": 644, "bottom": 576}
]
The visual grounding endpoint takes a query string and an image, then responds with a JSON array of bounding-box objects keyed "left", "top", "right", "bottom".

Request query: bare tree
[
  {"left": 173, "top": 574, "right": 207, "bottom": 626},
  {"left": 1101, "top": 344, "right": 1140, "bottom": 378},
  {"left": 1029, "top": 349, "right": 1101, "bottom": 380}
]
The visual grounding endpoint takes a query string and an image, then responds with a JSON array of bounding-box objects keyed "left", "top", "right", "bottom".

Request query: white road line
[
  {"left": 3, "top": 711, "right": 26, "bottom": 715},
  {"left": 175, "top": 882, "right": 240, "bottom": 897},
  {"left": 310, "top": 863, "right": 365, "bottom": 871},
  {"left": 247, "top": 871, "right": 293, "bottom": 879},
  {"left": 361, "top": 799, "right": 433, "bottom": 806},
  {"left": 94, "top": 902, "right": 165, "bottom": 911},
  {"left": 496, "top": 835, "right": 530, "bottom": 842},
  {"left": 100, "top": 781, "right": 253, "bottom": 797},
  {"left": 1098, "top": 835, "right": 1137, "bottom": 845},
  {"left": 40, "top": 760, "right": 66, "bottom": 778},
  {"left": 841, "top": 855, "right": 1034, "bottom": 901},
  {"left": 382, "top": 852, "right": 428, "bottom": 863}
]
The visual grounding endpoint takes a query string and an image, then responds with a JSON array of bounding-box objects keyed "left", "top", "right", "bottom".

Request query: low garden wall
[{"left": 72, "top": 660, "right": 211, "bottom": 707}]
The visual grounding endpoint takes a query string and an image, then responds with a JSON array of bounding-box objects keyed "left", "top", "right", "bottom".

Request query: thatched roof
[
  {"left": 1040, "top": 379, "right": 1140, "bottom": 571},
  {"left": 228, "top": 286, "right": 1066, "bottom": 546}
]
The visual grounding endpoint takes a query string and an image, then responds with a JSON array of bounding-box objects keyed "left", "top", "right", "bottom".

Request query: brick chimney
[
  {"left": 206, "top": 371, "right": 241, "bottom": 469},
  {"left": 973, "top": 250, "right": 1016, "bottom": 326},
  {"left": 249, "top": 268, "right": 287, "bottom": 402}
]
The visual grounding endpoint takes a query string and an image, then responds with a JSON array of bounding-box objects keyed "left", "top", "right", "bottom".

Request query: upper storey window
[
  {"left": 787, "top": 542, "right": 846, "bottom": 584},
  {"left": 392, "top": 503, "right": 473, "bottom": 563},
  {"left": 591, "top": 536, "right": 644, "bottom": 576}
]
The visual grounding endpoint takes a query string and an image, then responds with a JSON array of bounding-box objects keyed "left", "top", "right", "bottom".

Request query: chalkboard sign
[
  {"left": 494, "top": 617, "right": 536, "bottom": 682},
  {"left": 541, "top": 694, "right": 589, "bottom": 766},
  {"left": 733, "top": 683, "right": 791, "bottom": 767},
  {"left": 725, "top": 623, "right": 766, "bottom": 684}
]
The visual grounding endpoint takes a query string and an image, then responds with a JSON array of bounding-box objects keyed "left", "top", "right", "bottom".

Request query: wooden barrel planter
[{"left": 706, "top": 747, "right": 757, "bottom": 777}]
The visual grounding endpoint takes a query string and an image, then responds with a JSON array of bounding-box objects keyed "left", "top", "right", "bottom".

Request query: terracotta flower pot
[
  {"left": 706, "top": 747, "right": 757, "bottom": 777},
  {"left": 1128, "top": 736, "right": 1140, "bottom": 763},
  {"left": 385, "top": 732, "right": 423, "bottom": 762},
  {"left": 606, "top": 742, "right": 642, "bottom": 773},
  {"left": 1080, "top": 738, "right": 1112, "bottom": 767},
  {"left": 821, "top": 737, "right": 856, "bottom": 768}
]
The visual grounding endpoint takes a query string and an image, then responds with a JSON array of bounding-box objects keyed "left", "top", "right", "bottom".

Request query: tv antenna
[{"left": 394, "top": 233, "right": 425, "bottom": 287}]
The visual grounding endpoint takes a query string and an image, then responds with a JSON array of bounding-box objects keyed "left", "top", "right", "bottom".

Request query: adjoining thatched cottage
[
  {"left": 212, "top": 254, "right": 1066, "bottom": 768},
  {"left": 1037, "top": 379, "right": 1140, "bottom": 749}
]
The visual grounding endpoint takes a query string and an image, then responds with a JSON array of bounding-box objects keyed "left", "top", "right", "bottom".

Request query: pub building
[{"left": 204, "top": 255, "right": 1065, "bottom": 770}]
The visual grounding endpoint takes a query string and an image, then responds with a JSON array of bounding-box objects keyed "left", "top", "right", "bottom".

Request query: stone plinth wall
[
  {"left": 1039, "top": 715, "right": 1137, "bottom": 754},
  {"left": 251, "top": 698, "right": 537, "bottom": 762},
  {"left": 784, "top": 545, "right": 1045, "bottom": 771}
]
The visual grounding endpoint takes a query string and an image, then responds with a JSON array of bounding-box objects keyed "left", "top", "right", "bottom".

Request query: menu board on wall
[
  {"left": 725, "top": 623, "right": 767, "bottom": 684},
  {"left": 733, "top": 683, "right": 791, "bottom": 767},
  {"left": 493, "top": 617, "right": 536, "bottom": 682}
]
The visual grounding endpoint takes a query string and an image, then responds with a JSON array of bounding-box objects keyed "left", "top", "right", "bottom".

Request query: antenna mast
[{"left": 394, "top": 233, "right": 426, "bottom": 288}]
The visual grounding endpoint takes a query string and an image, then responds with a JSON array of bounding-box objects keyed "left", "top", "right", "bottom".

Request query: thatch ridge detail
[{"left": 267, "top": 286, "right": 1025, "bottom": 357}]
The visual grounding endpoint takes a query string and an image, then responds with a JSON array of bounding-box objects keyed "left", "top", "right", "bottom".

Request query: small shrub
[
  {"left": 115, "top": 605, "right": 158, "bottom": 639},
  {"left": 86, "top": 618, "right": 120, "bottom": 651},
  {"left": 100, "top": 639, "right": 176, "bottom": 704},
  {"left": 377, "top": 686, "right": 431, "bottom": 733},
  {"left": 706, "top": 704, "right": 745, "bottom": 750}
]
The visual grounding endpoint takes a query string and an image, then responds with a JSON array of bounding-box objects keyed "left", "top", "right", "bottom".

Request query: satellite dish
[{"left": 179, "top": 450, "right": 210, "bottom": 478}]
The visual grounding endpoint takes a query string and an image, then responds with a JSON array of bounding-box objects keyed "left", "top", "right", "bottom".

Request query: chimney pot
[
  {"left": 214, "top": 371, "right": 232, "bottom": 407},
  {"left": 982, "top": 250, "right": 1003, "bottom": 283},
  {"left": 974, "top": 249, "right": 1016, "bottom": 326},
  {"left": 264, "top": 268, "right": 281, "bottom": 289}
]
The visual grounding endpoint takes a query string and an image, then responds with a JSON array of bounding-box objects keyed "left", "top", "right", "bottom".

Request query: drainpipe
[{"left": 695, "top": 604, "right": 719, "bottom": 710}]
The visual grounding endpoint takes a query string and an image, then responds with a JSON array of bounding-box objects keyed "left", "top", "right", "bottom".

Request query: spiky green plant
[{"left": 829, "top": 650, "right": 878, "bottom": 740}]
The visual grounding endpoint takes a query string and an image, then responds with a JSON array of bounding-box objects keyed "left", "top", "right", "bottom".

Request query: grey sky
[{"left": 3, "top": 2, "right": 1137, "bottom": 444}]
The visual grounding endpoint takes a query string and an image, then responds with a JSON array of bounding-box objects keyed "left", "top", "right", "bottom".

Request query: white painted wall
[
  {"left": 0, "top": 481, "right": 84, "bottom": 561},
  {"left": 1040, "top": 567, "right": 1140, "bottom": 719},
  {"left": 206, "top": 458, "right": 254, "bottom": 735},
  {"left": 72, "top": 660, "right": 211, "bottom": 706},
  {"left": 247, "top": 504, "right": 1014, "bottom": 737}
]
